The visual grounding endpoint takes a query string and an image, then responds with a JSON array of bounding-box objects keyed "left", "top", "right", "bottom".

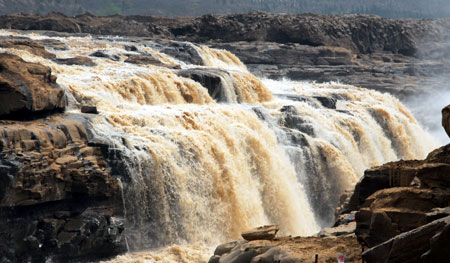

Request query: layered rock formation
[
  {"left": 0, "top": 51, "right": 126, "bottom": 262},
  {"left": 1, "top": 12, "right": 450, "bottom": 97}
]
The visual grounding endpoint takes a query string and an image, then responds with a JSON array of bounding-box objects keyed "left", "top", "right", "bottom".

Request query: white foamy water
[{"left": 0, "top": 29, "right": 438, "bottom": 262}]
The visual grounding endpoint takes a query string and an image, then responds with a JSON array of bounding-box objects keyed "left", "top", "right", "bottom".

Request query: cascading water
[{"left": 0, "top": 30, "right": 437, "bottom": 262}]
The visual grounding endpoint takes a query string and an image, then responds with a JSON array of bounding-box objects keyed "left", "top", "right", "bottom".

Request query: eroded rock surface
[
  {"left": 0, "top": 115, "right": 126, "bottom": 262},
  {"left": 209, "top": 235, "right": 361, "bottom": 263},
  {"left": 0, "top": 53, "right": 65, "bottom": 118},
  {"left": 362, "top": 215, "right": 450, "bottom": 263}
]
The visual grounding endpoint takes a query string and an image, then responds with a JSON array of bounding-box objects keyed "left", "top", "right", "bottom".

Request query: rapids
[{"left": 0, "top": 30, "right": 437, "bottom": 262}]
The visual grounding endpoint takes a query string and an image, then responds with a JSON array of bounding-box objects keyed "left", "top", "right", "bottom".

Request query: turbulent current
[{"left": 0, "top": 30, "right": 437, "bottom": 262}]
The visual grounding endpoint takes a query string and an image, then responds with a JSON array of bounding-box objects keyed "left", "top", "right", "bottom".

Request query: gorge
[{"left": 0, "top": 12, "right": 449, "bottom": 263}]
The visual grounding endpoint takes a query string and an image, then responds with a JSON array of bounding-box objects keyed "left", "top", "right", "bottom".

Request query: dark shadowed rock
[
  {"left": 442, "top": 105, "right": 450, "bottom": 138},
  {"left": 421, "top": 219, "right": 450, "bottom": 263},
  {"left": 241, "top": 225, "right": 279, "bottom": 241},
  {"left": 0, "top": 115, "right": 126, "bottom": 262},
  {"left": 362, "top": 216, "right": 450, "bottom": 263},
  {"left": 89, "top": 50, "right": 120, "bottom": 61},
  {"left": 81, "top": 105, "right": 98, "bottom": 114},
  {"left": 178, "top": 68, "right": 232, "bottom": 102},
  {"left": 0, "top": 53, "right": 65, "bottom": 119}
]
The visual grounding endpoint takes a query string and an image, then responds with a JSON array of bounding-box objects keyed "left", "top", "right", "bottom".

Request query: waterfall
[{"left": 0, "top": 29, "right": 437, "bottom": 261}]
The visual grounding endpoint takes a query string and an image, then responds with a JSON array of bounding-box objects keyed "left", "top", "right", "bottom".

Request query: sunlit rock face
[{"left": 0, "top": 29, "right": 437, "bottom": 262}]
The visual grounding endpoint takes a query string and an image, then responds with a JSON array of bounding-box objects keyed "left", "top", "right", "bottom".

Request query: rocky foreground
[{"left": 2, "top": 11, "right": 450, "bottom": 98}]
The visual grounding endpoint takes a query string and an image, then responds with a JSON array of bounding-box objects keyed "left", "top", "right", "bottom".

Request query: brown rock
[
  {"left": 355, "top": 187, "right": 449, "bottom": 247},
  {"left": 210, "top": 235, "right": 362, "bottom": 263},
  {"left": 0, "top": 115, "right": 118, "bottom": 206},
  {"left": 0, "top": 53, "right": 65, "bottom": 118},
  {"left": 54, "top": 56, "right": 96, "bottom": 66},
  {"left": 362, "top": 215, "right": 450, "bottom": 263},
  {"left": 241, "top": 225, "right": 279, "bottom": 241},
  {"left": 0, "top": 38, "right": 56, "bottom": 59},
  {"left": 442, "top": 105, "right": 450, "bottom": 138},
  {"left": 125, "top": 54, "right": 180, "bottom": 69}
]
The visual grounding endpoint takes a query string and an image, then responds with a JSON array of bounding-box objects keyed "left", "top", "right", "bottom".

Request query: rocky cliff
[
  {"left": 0, "top": 53, "right": 127, "bottom": 262},
  {"left": 1, "top": 12, "right": 450, "bottom": 98}
]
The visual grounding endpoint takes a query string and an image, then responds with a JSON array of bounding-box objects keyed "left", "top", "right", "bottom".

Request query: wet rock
[
  {"left": 160, "top": 41, "right": 204, "bottom": 65},
  {"left": 313, "top": 96, "right": 337, "bottom": 109},
  {"left": 0, "top": 38, "right": 56, "bottom": 59},
  {"left": 178, "top": 68, "right": 231, "bottom": 102},
  {"left": 54, "top": 56, "right": 96, "bottom": 66},
  {"left": 125, "top": 54, "right": 180, "bottom": 68},
  {"left": 81, "top": 105, "right": 98, "bottom": 114},
  {"left": 241, "top": 225, "right": 279, "bottom": 241},
  {"left": 89, "top": 50, "right": 120, "bottom": 61},
  {"left": 0, "top": 53, "right": 65, "bottom": 119},
  {"left": 124, "top": 45, "right": 138, "bottom": 52},
  {"left": 38, "top": 38, "right": 68, "bottom": 50}
]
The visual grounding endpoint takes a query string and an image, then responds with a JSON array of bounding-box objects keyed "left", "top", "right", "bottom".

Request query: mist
[{"left": 404, "top": 88, "right": 450, "bottom": 146}]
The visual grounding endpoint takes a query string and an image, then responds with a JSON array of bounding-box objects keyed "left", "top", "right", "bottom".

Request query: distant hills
[{"left": 1, "top": 0, "right": 450, "bottom": 18}]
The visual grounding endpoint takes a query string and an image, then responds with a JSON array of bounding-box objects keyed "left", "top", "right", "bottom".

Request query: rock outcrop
[
  {"left": 241, "top": 225, "right": 279, "bottom": 241},
  {"left": 0, "top": 50, "right": 126, "bottom": 262},
  {"left": 0, "top": 53, "right": 65, "bottom": 119},
  {"left": 209, "top": 235, "right": 361, "bottom": 263},
  {"left": 362, "top": 215, "right": 450, "bottom": 263},
  {"left": 0, "top": 115, "right": 126, "bottom": 262}
]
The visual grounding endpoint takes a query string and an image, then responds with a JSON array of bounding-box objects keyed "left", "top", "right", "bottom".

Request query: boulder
[
  {"left": 442, "top": 105, "right": 450, "bottom": 138},
  {"left": 210, "top": 235, "right": 362, "bottom": 263},
  {"left": 318, "top": 222, "right": 356, "bottom": 237},
  {"left": 241, "top": 225, "right": 279, "bottom": 241},
  {"left": 362, "top": 216, "right": 450, "bottom": 263},
  {"left": 0, "top": 53, "right": 66, "bottom": 119}
]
